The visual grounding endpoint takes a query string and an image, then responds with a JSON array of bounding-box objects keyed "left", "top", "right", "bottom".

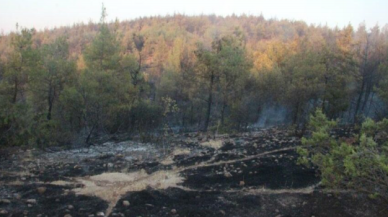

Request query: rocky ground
[{"left": 0, "top": 127, "right": 387, "bottom": 217}]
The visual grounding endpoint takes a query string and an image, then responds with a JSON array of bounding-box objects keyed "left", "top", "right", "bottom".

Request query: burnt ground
[{"left": 0, "top": 127, "right": 387, "bottom": 217}]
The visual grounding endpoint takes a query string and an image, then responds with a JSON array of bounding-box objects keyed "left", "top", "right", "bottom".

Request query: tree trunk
[
  {"left": 85, "top": 125, "right": 95, "bottom": 145},
  {"left": 189, "top": 104, "right": 194, "bottom": 125},
  {"left": 321, "top": 65, "right": 329, "bottom": 111},
  {"left": 354, "top": 78, "right": 365, "bottom": 122},
  {"left": 365, "top": 92, "right": 375, "bottom": 117},
  {"left": 292, "top": 101, "right": 300, "bottom": 125},
  {"left": 12, "top": 77, "right": 18, "bottom": 103},
  {"left": 47, "top": 85, "right": 54, "bottom": 120},
  {"left": 47, "top": 100, "right": 53, "bottom": 120},
  {"left": 181, "top": 110, "right": 186, "bottom": 128},
  {"left": 361, "top": 83, "right": 373, "bottom": 113},
  {"left": 221, "top": 100, "right": 227, "bottom": 126},
  {"left": 203, "top": 72, "right": 214, "bottom": 132},
  {"left": 354, "top": 40, "right": 369, "bottom": 122}
]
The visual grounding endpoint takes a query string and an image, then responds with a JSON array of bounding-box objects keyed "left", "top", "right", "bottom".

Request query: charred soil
[{"left": 0, "top": 127, "right": 386, "bottom": 217}]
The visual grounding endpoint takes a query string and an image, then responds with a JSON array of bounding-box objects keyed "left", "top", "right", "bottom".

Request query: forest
[{"left": 1, "top": 8, "right": 387, "bottom": 147}]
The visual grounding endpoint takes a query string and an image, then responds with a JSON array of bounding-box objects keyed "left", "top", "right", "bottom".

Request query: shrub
[{"left": 298, "top": 109, "right": 388, "bottom": 201}]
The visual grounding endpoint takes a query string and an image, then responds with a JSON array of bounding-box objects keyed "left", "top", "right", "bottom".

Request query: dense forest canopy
[{"left": 1, "top": 8, "right": 388, "bottom": 147}]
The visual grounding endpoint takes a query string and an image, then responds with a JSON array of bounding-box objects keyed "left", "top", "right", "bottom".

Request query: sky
[{"left": 1, "top": 0, "right": 387, "bottom": 33}]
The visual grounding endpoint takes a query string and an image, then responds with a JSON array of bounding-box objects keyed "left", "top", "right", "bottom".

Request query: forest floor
[{"left": 0, "top": 127, "right": 387, "bottom": 217}]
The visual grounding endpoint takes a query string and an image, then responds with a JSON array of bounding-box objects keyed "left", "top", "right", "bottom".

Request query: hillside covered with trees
[
  {"left": 2, "top": 3, "right": 388, "bottom": 216},
  {"left": 1, "top": 6, "right": 388, "bottom": 147}
]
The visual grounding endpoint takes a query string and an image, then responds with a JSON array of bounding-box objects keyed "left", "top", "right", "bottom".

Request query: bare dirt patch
[
  {"left": 69, "top": 170, "right": 184, "bottom": 215},
  {"left": 200, "top": 140, "right": 223, "bottom": 149}
]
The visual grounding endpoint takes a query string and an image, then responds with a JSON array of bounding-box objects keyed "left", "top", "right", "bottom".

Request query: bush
[{"left": 298, "top": 109, "right": 388, "bottom": 201}]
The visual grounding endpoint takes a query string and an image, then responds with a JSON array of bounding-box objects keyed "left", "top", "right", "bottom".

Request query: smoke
[
  {"left": 254, "top": 105, "right": 289, "bottom": 128},
  {"left": 341, "top": 94, "right": 388, "bottom": 123}
]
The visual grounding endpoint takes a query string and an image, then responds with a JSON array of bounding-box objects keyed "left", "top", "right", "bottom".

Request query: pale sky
[{"left": 1, "top": 0, "right": 387, "bottom": 33}]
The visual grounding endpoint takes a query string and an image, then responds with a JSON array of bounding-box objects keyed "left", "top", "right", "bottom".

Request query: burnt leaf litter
[{"left": 0, "top": 127, "right": 387, "bottom": 217}]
